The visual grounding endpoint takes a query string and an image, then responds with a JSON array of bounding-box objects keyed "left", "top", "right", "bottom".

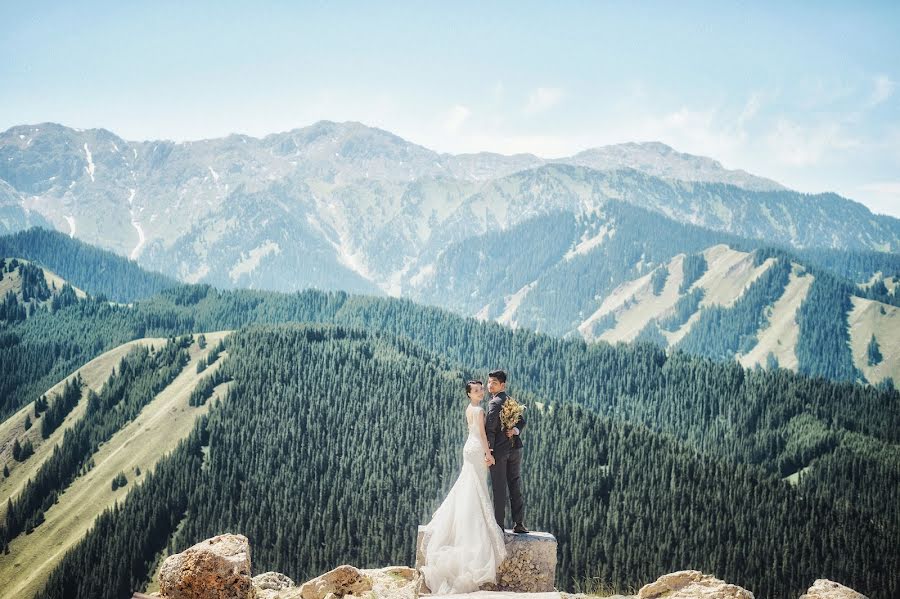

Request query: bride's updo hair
[{"left": 465, "top": 379, "right": 483, "bottom": 396}]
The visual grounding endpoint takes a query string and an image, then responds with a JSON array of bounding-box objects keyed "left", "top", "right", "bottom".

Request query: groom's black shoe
[{"left": 513, "top": 523, "right": 529, "bottom": 534}]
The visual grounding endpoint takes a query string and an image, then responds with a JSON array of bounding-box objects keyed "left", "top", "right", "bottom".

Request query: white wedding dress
[{"left": 420, "top": 404, "right": 508, "bottom": 594}]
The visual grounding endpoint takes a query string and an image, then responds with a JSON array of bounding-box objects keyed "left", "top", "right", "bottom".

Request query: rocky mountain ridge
[
  {"left": 1, "top": 122, "right": 897, "bottom": 298},
  {"left": 2, "top": 123, "right": 898, "bottom": 386},
  {"left": 137, "top": 533, "right": 869, "bottom": 599}
]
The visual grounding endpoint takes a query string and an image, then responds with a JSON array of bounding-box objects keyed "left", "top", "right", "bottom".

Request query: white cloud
[
  {"left": 523, "top": 87, "right": 564, "bottom": 115},
  {"left": 861, "top": 181, "right": 900, "bottom": 194},
  {"left": 870, "top": 75, "right": 895, "bottom": 107},
  {"left": 737, "top": 92, "right": 762, "bottom": 128},
  {"left": 619, "top": 105, "right": 748, "bottom": 166},
  {"left": 857, "top": 182, "right": 900, "bottom": 218},
  {"left": 443, "top": 104, "right": 471, "bottom": 134},
  {"left": 765, "top": 118, "right": 860, "bottom": 167},
  {"left": 492, "top": 81, "right": 505, "bottom": 103},
  {"left": 457, "top": 132, "right": 581, "bottom": 157}
]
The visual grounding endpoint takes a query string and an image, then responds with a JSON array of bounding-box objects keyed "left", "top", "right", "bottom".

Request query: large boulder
[
  {"left": 252, "top": 571, "right": 296, "bottom": 599},
  {"left": 158, "top": 533, "right": 253, "bottom": 599},
  {"left": 362, "top": 566, "right": 420, "bottom": 599},
  {"left": 638, "top": 570, "right": 754, "bottom": 599},
  {"left": 415, "top": 525, "right": 557, "bottom": 593},
  {"left": 247, "top": 565, "right": 417, "bottom": 599},
  {"left": 297, "top": 564, "right": 373, "bottom": 599},
  {"left": 799, "top": 579, "right": 868, "bottom": 599}
]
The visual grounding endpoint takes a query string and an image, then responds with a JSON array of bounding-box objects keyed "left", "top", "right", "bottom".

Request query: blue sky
[{"left": 2, "top": 1, "right": 899, "bottom": 216}]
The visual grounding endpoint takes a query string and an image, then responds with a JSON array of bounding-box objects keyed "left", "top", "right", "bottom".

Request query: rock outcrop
[
  {"left": 252, "top": 572, "right": 296, "bottom": 599},
  {"left": 158, "top": 534, "right": 253, "bottom": 599},
  {"left": 297, "top": 564, "right": 373, "bottom": 599},
  {"left": 561, "top": 593, "right": 636, "bottom": 599},
  {"left": 637, "top": 570, "right": 754, "bottom": 599},
  {"left": 149, "top": 541, "right": 419, "bottom": 599},
  {"left": 799, "top": 579, "right": 868, "bottom": 599},
  {"left": 145, "top": 534, "right": 868, "bottom": 599},
  {"left": 414, "top": 525, "right": 557, "bottom": 593}
]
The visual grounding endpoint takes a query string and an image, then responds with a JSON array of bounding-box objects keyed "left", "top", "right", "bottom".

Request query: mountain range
[
  {"left": 0, "top": 183, "right": 896, "bottom": 598},
  {"left": 1, "top": 121, "right": 898, "bottom": 385}
]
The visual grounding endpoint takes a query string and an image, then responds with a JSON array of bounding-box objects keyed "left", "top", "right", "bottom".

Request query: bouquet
[{"left": 500, "top": 396, "right": 526, "bottom": 430}]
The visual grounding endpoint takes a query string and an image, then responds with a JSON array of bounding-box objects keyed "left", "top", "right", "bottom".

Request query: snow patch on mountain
[
  {"left": 64, "top": 215, "right": 76, "bottom": 238},
  {"left": 83, "top": 143, "right": 95, "bottom": 182},
  {"left": 127, "top": 188, "right": 146, "bottom": 259},
  {"left": 408, "top": 263, "right": 436, "bottom": 289},
  {"left": 229, "top": 240, "right": 281, "bottom": 282},
  {"left": 130, "top": 220, "right": 146, "bottom": 260},
  {"left": 384, "top": 257, "right": 415, "bottom": 297},
  {"left": 475, "top": 303, "right": 491, "bottom": 321},
  {"left": 333, "top": 242, "right": 372, "bottom": 280},
  {"left": 564, "top": 225, "right": 614, "bottom": 260},
  {"left": 497, "top": 280, "right": 539, "bottom": 328},
  {"left": 305, "top": 212, "right": 375, "bottom": 282}
]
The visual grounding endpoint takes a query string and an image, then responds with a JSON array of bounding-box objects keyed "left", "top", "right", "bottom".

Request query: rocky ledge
[
  {"left": 415, "top": 525, "right": 557, "bottom": 593},
  {"left": 137, "top": 533, "right": 869, "bottom": 599}
]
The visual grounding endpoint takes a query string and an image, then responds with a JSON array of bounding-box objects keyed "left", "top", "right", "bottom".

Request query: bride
[{"left": 419, "top": 379, "right": 508, "bottom": 594}]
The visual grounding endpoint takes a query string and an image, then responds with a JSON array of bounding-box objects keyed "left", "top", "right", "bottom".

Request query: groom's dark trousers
[
  {"left": 486, "top": 391, "right": 526, "bottom": 529},
  {"left": 490, "top": 446, "right": 524, "bottom": 529}
]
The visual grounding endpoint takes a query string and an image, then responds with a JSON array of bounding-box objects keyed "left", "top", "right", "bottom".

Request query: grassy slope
[
  {"left": 849, "top": 296, "right": 900, "bottom": 385},
  {"left": 576, "top": 242, "right": 898, "bottom": 384},
  {"left": 581, "top": 245, "right": 775, "bottom": 345},
  {"left": 0, "top": 331, "right": 233, "bottom": 599},
  {"left": 596, "top": 254, "right": 686, "bottom": 343},
  {"left": 0, "top": 338, "right": 167, "bottom": 515},
  {"left": 0, "top": 257, "right": 89, "bottom": 301},
  {"left": 737, "top": 263, "right": 814, "bottom": 370}
]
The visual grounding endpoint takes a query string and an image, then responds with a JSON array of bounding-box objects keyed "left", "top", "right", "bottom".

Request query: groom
[{"left": 485, "top": 369, "right": 529, "bottom": 534}]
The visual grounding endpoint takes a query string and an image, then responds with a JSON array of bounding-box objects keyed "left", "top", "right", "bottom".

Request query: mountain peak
[
  {"left": 565, "top": 141, "right": 783, "bottom": 191},
  {"left": 0, "top": 121, "right": 787, "bottom": 191},
  {"left": 1, "top": 122, "right": 121, "bottom": 139}
]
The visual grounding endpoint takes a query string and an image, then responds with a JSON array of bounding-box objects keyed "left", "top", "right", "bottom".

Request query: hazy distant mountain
[
  {"left": 559, "top": 141, "right": 786, "bottom": 191},
  {"left": 0, "top": 179, "right": 53, "bottom": 235},
  {"left": 1, "top": 121, "right": 899, "bottom": 372},
  {"left": 2, "top": 123, "right": 897, "bottom": 288}
]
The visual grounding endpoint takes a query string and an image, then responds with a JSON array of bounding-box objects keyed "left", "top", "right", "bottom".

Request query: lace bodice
[
  {"left": 465, "top": 405, "right": 483, "bottom": 437},
  {"left": 463, "top": 406, "right": 487, "bottom": 467}
]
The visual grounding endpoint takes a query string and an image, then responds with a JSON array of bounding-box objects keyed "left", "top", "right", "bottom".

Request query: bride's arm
[{"left": 477, "top": 411, "right": 495, "bottom": 465}]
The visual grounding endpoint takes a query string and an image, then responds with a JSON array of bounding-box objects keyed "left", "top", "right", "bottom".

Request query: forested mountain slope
[
  {"left": 14, "top": 324, "right": 896, "bottom": 599},
  {"left": 0, "top": 332, "right": 230, "bottom": 599},
  {"left": 0, "top": 228, "right": 176, "bottom": 303},
  {"left": 0, "top": 281, "right": 896, "bottom": 597},
  {"left": 408, "top": 203, "right": 899, "bottom": 385}
]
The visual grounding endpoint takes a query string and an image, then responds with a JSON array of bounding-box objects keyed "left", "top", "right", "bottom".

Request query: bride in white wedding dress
[{"left": 419, "top": 379, "right": 508, "bottom": 594}]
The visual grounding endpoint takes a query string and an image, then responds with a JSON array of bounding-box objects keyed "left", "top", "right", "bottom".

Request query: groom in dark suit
[{"left": 485, "top": 369, "right": 529, "bottom": 534}]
